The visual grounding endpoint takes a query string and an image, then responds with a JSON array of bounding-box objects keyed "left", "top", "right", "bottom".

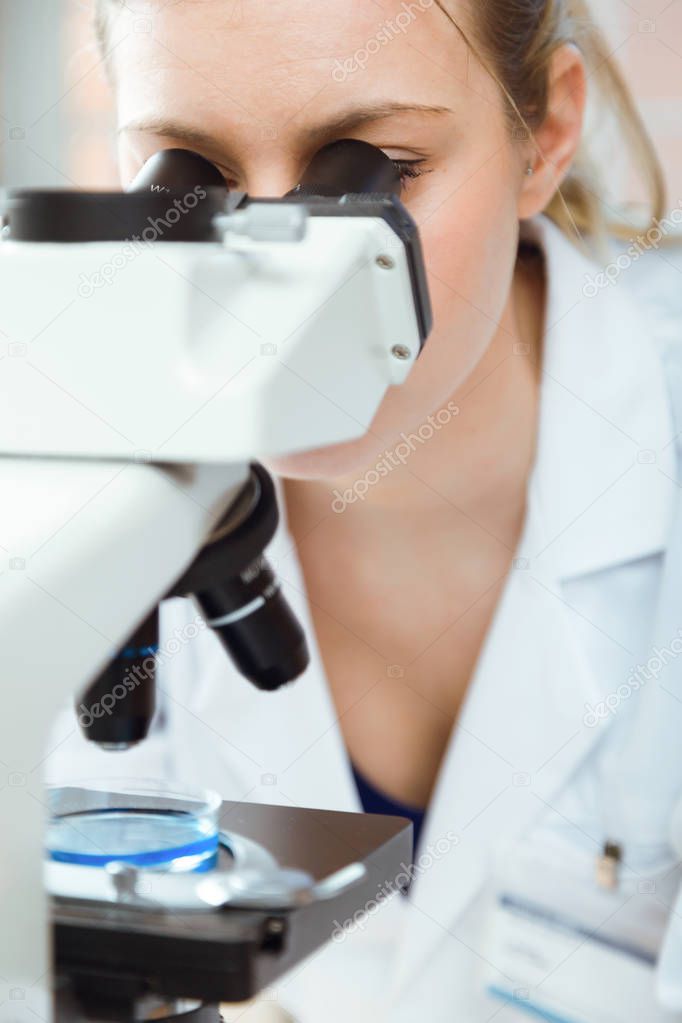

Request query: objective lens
[
  {"left": 196, "top": 554, "right": 309, "bottom": 692},
  {"left": 77, "top": 609, "right": 158, "bottom": 749},
  {"left": 173, "top": 463, "right": 311, "bottom": 692}
]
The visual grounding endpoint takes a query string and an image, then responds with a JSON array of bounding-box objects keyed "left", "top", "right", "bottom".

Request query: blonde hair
[
  {"left": 96, "top": 0, "right": 667, "bottom": 250},
  {"left": 434, "top": 0, "right": 667, "bottom": 250}
]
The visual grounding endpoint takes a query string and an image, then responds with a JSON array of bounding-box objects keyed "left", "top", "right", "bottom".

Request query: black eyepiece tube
[
  {"left": 128, "top": 148, "right": 227, "bottom": 193},
  {"left": 77, "top": 608, "right": 158, "bottom": 749},
  {"left": 287, "top": 138, "right": 401, "bottom": 198},
  {"left": 7, "top": 148, "right": 228, "bottom": 244}
]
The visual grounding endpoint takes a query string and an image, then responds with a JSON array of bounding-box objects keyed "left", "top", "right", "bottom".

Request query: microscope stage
[{"left": 53, "top": 799, "right": 412, "bottom": 1006}]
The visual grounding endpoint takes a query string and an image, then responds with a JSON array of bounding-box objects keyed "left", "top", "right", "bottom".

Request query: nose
[{"left": 242, "top": 162, "right": 303, "bottom": 199}]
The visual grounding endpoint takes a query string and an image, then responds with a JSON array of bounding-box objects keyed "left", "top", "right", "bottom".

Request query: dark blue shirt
[{"left": 352, "top": 763, "right": 427, "bottom": 856}]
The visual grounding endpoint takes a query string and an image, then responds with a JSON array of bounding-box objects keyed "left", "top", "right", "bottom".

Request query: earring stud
[{"left": 525, "top": 163, "right": 535, "bottom": 176}]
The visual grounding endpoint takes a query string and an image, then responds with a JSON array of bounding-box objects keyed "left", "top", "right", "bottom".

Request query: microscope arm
[{"left": 0, "top": 456, "right": 247, "bottom": 1022}]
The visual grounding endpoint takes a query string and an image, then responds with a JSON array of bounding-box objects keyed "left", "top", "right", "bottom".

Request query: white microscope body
[{"left": 0, "top": 144, "right": 428, "bottom": 1023}]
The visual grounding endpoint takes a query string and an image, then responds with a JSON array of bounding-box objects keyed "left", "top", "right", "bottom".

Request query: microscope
[{"left": 0, "top": 140, "right": 432, "bottom": 1022}]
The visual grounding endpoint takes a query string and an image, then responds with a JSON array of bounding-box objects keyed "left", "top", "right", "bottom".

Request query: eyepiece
[
  {"left": 287, "top": 138, "right": 401, "bottom": 198},
  {"left": 128, "top": 148, "right": 227, "bottom": 194}
]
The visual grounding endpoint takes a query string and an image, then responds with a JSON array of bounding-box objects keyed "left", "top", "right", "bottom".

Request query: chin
[{"left": 262, "top": 431, "right": 381, "bottom": 481}]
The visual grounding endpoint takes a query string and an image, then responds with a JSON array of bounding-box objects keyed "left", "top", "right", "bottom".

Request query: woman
[{"left": 54, "top": 0, "right": 682, "bottom": 1019}]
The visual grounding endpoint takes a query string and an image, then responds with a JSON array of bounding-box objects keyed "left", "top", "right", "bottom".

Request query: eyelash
[
  {"left": 391, "top": 158, "right": 429, "bottom": 184},
  {"left": 213, "top": 156, "right": 427, "bottom": 190}
]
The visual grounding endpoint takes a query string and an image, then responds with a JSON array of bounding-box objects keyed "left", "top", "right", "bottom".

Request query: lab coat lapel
[{"left": 389, "top": 502, "right": 604, "bottom": 989}]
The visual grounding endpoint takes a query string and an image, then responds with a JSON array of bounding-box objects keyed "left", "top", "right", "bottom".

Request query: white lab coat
[{"left": 49, "top": 215, "right": 682, "bottom": 1022}]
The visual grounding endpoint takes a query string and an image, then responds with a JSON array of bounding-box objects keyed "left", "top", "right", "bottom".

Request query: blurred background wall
[
  {"left": 0, "top": 0, "right": 680, "bottom": 204},
  {"left": 0, "top": 0, "right": 117, "bottom": 189}
]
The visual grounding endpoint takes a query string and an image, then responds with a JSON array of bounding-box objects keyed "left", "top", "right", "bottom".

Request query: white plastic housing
[{"left": 0, "top": 216, "right": 421, "bottom": 462}]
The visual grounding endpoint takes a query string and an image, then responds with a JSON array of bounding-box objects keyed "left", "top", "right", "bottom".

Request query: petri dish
[{"left": 46, "top": 778, "right": 222, "bottom": 873}]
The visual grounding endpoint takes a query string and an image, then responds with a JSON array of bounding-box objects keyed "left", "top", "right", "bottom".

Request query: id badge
[{"left": 482, "top": 835, "right": 682, "bottom": 1023}]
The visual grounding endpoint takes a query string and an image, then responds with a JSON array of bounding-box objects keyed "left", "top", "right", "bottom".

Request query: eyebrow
[{"left": 118, "top": 102, "right": 454, "bottom": 149}]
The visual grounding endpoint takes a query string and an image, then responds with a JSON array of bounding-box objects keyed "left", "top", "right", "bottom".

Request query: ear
[{"left": 517, "top": 43, "right": 587, "bottom": 219}]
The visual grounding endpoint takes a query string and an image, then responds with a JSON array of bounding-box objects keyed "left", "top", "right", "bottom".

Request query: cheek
[
  {"left": 413, "top": 211, "right": 518, "bottom": 395},
  {"left": 367, "top": 151, "right": 521, "bottom": 426},
  {"left": 419, "top": 150, "right": 521, "bottom": 369}
]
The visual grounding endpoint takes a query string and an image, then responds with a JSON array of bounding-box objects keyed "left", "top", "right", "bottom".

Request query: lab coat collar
[{"left": 524, "top": 215, "right": 675, "bottom": 580}]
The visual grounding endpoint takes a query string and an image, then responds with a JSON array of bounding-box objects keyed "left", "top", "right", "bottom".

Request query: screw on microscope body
[
  {"left": 376, "top": 254, "right": 395, "bottom": 269},
  {"left": 262, "top": 916, "right": 287, "bottom": 952}
]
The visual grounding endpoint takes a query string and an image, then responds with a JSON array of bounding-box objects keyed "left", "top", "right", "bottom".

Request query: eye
[{"left": 390, "top": 158, "right": 429, "bottom": 186}]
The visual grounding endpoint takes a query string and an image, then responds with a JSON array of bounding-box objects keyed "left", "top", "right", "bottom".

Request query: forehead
[{"left": 108, "top": 0, "right": 481, "bottom": 129}]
